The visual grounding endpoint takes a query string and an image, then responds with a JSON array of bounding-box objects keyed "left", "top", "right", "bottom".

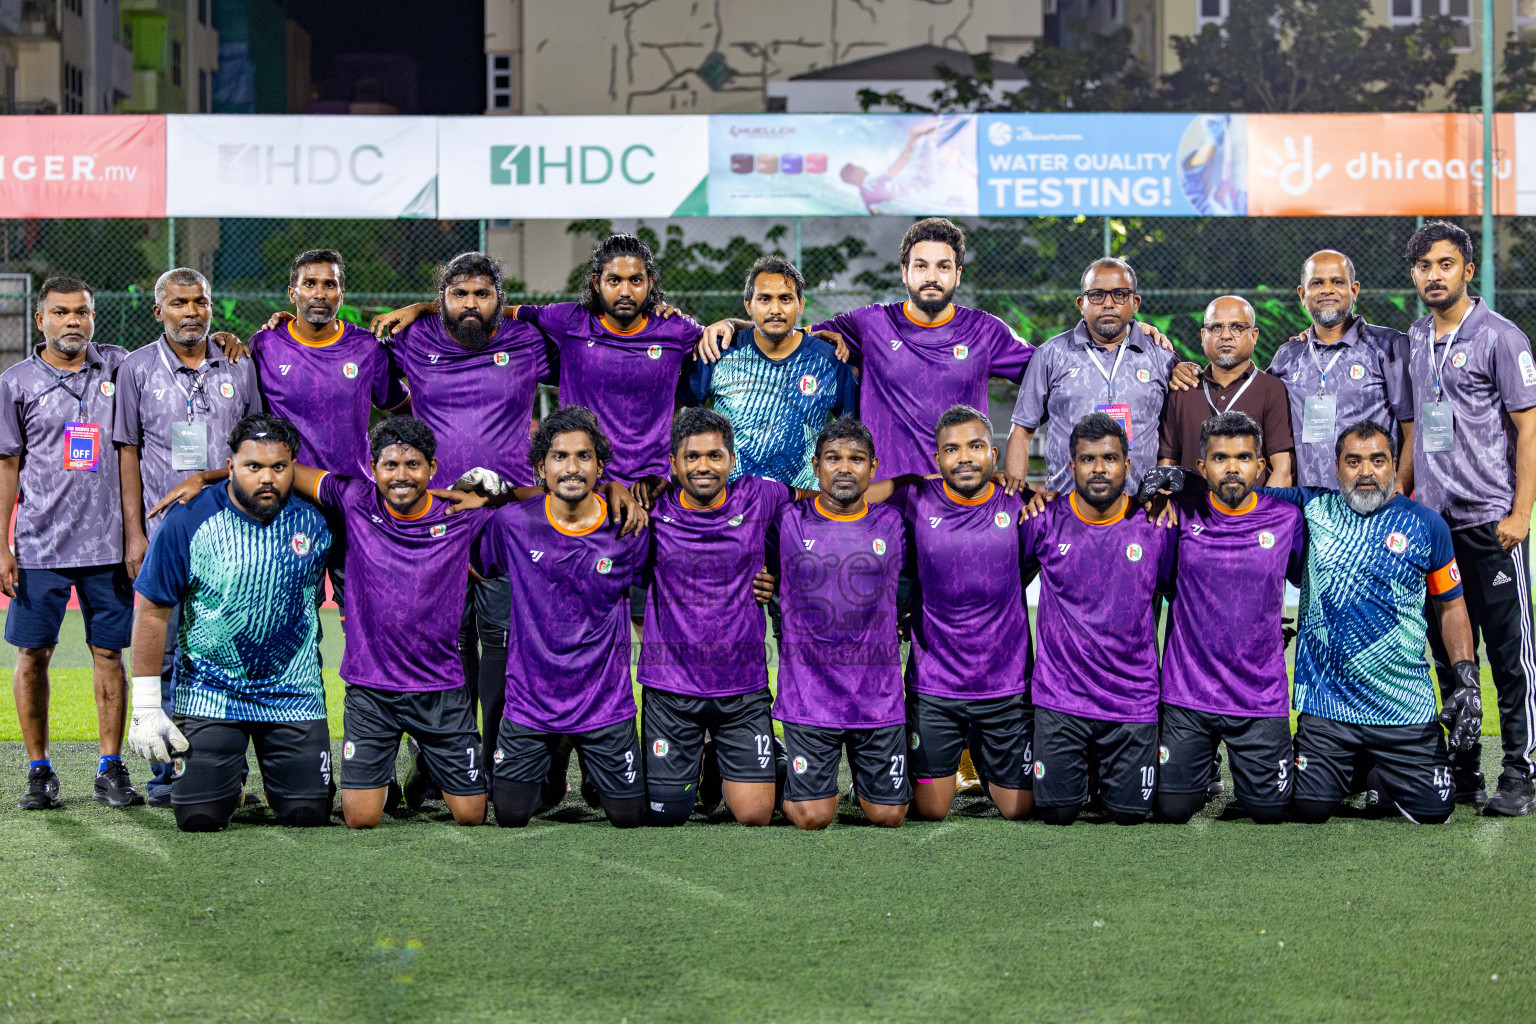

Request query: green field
[{"left": 1, "top": 613, "right": 1533, "bottom": 1023}]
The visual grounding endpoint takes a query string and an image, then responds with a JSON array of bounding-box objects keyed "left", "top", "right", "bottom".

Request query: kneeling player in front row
[
  {"left": 476, "top": 407, "right": 650, "bottom": 829},
  {"left": 127, "top": 414, "right": 334, "bottom": 832},
  {"left": 775, "top": 417, "right": 910, "bottom": 829},
  {"left": 1024, "top": 413, "right": 1174, "bottom": 825},
  {"left": 153, "top": 417, "right": 495, "bottom": 828},
  {"left": 887, "top": 405, "right": 1035, "bottom": 821},
  {"left": 1155, "top": 412, "right": 1305, "bottom": 823}
]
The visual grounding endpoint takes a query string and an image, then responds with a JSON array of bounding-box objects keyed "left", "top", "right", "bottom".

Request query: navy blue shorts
[{"left": 5, "top": 564, "right": 134, "bottom": 650}]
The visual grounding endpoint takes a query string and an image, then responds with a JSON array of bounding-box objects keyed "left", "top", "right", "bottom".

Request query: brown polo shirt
[{"left": 1157, "top": 363, "right": 1296, "bottom": 480}]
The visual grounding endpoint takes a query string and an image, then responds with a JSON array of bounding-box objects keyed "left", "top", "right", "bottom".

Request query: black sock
[
  {"left": 174, "top": 795, "right": 240, "bottom": 832},
  {"left": 269, "top": 796, "right": 331, "bottom": 827},
  {"left": 1293, "top": 799, "right": 1337, "bottom": 824},
  {"left": 1038, "top": 803, "right": 1080, "bottom": 826},
  {"left": 492, "top": 780, "right": 542, "bottom": 827},
  {"left": 646, "top": 786, "right": 693, "bottom": 827},
  {"left": 600, "top": 794, "right": 647, "bottom": 829},
  {"left": 1154, "top": 791, "right": 1205, "bottom": 824}
]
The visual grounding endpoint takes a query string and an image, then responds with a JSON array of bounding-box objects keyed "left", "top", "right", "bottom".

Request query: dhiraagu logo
[{"left": 491, "top": 144, "right": 658, "bottom": 186}]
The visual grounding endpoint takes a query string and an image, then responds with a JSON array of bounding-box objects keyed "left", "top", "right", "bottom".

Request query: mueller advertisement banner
[
  {"left": 1244, "top": 113, "right": 1516, "bottom": 216},
  {"left": 708, "top": 114, "right": 977, "bottom": 216},
  {"left": 435, "top": 115, "right": 709, "bottom": 219},
  {"left": 165, "top": 115, "right": 440, "bottom": 218},
  {"left": 0, "top": 115, "right": 165, "bottom": 218},
  {"left": 979, "top": 113, "right": 1247, "bottom": 217}
]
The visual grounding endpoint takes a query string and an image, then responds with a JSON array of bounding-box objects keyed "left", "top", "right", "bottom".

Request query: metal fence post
[
  {"left": 478, "top": 219, "right": 487, "bottom": 253},
  {"left": 166, "top": 217, "right": 176, "bottom": 271},
  {"left": 1482, "top": 0, "right": 1497, "bottom": 308},
  {"left": 1102, "top": 216, "right": 1111, "bottom": 258},
  {"left": 794, "top": 217, "right": 802, "bottom": 267}
]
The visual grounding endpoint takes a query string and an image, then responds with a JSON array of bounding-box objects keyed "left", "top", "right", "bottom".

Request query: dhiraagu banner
[
  {"left": 436, "top": 115, "right": 709, "bottom": 218},
  {"left": 979, "top": 113, "right": 1248, "bottom": 217}
]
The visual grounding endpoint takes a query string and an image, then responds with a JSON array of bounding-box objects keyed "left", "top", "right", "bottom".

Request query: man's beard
[
  {"left": 300, "top": 301, "right": 338, "bottom": 326},
  {"left": 1214, "top": 473, "right": 1252, "bottom": 508},
  {"left": 230, "top": 478, "right": 289, "bottom": 524},
  {"left": 908, "top": 283, "right": 956, "bottom": 316},
  {"left": 1310, "top": 305, "right": 1348, "bottom": 329},
  {"left": 1078, "top": 476, "right": 1126, "bottom": 511},
  {"left": 1341, "top": 476, "right": 1390, "bottom": 515},
  {"left": 442, "top": 307, "right": 499, "bottom": 350},
  {"left": 1214, "top": 353, "right": 1244, "bottom": 369},
  {"left": 48, "top": 334, "right": 88, "bottom": 358},
  {"left": 1086, "top": 316, "right": 1125, "bottom": 344},
  {"left": 1423, "top": 279, "right": 1466, "bottom": 312}
]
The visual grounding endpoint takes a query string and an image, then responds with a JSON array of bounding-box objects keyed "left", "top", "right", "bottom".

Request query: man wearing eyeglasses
[
  {"left": 1157, "top": 295, "right": 1295, "bottom": 486},
  {"left": 1005, "top": 258, "right": 1199, "bottom": 495}
]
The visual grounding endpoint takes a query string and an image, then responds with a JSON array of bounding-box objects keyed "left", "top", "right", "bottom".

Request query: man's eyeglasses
[
  {"left": 1081, "top": 288, "right": 1134, "bottom": 305},
  {"left": 1202, "top": 322, "right": 1254, "bottom": 336}
]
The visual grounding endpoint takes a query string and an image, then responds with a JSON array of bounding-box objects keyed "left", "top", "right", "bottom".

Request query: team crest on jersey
[
  {"left": 908, "top": 732, "right": 920, "bottom": 750},
  {"left": 99, "top": 381, "right": 115, "bottom": 396},
  {"left": 1451, "top": 352, "right": 1468, "bottom": 369},
  {"left": 494, "top": 748, "right": 505, "bottom": 764},
  {"left": 952, "top": 344, "right": 969, "bottom": 360},
  {"left": 171, "top": 757, "right": 186, "bottom": 779},
  {"left": 1350, "top": 363, "right": 1366, "bottom": 380},
  {"left": 797, "top": 374, "right": 819, "bottom": 396},
  {"left": 1135, "top": 368, "right": 1151, "bottom": 383},
  {"left": 430, "top": 524, "right": 447, "bottom": 538},
  {"left": 1295, "top": 754, "right": 1308, "bottom": 771},
  {"left": 342, "top": 362, "right": 359, "bottom": 379},
  {"left": 343, "top": 741, "right": 355, "bottom": 760},
  {"left": 652, "top": 739, "right": 669, "bottom": 757},
  {"left": 1258, "top": 530, "right": 1276, "bottom": 549},
  {"left": 290, "top": 532, "right": 312, "bottom": 556},
  {"left": 494, "top": 351, "right": 509, "bottom": 367},
  {"left": 1385, "top": 531, "right": 1408, "bottom": 554},
  {"left": 219, "top": 381, "right": 234, "bottom": 399},
  {"left": 872, "top": 538, "right": 887, "bottom": 555},
  {"left": 1033, "top": 761, "right": 1045, "bottom": 779},
  {"left": 1158, "top": 745, "right": 1170, "bottom": 765},
  {"left": 994, "top": 511, "right": 1011, "bottom": 528},
  {"left": 595, "top": 556, "right": 613, "bottom": 574},
  {"left": 647, "top": 345, "right": 663, "bottom": 360},
  {"left": 792, "top": 756, "right": 808, "bottom": 774},
  {"left": 1450, "top": 562, "right": 1462, "bottom": 583},
  {"left": 1125, "top": 542, "right": 1144, "bottom": 562},
  {"left": 729, "top": 514, "right": 744, "bottom": 526}
]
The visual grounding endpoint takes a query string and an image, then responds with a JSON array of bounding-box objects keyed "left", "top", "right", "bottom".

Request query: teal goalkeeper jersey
[
  {"left": 1264, "top": 487, "right": 1463, "bottom": 726},
  {"left": 135, "top": 483, "right": 332, "bottom": 722}
]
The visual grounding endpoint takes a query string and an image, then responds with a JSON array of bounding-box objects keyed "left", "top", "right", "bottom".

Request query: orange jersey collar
[
  {"left": 942, "top": 480, "right": 994, "bottom": 506},
  {"left": 286, "top": 319, "right": 345, "bottom": 348},
  {"left": 902, "top": 301, "right": 955, "bottom": 328},
  {"left": 546, "top": 493, "right": 608, "bottom": 536},
  {"left": 1069, "top": 492, "right": 1128, "bottom": 525}
]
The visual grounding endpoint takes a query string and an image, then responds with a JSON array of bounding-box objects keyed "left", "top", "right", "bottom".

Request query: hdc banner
[
  {"left": 165, "top": 115, "right": 440, "bottom": 218},
  {"left": 0, "top": 115, "right": 166, "bottom": 218}
]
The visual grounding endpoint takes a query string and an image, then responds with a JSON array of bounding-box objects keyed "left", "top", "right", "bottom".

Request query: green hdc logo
[{"left": 490, "top": 144, "right": 657, "bottom": 186}]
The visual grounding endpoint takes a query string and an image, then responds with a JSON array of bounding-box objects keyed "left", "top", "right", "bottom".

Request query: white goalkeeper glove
[
  {"left": 127, "top": 675, "right": 188, "bottom": 763},
  {"left": 454, "top": 467, "right": 511, "bottom": 497}
]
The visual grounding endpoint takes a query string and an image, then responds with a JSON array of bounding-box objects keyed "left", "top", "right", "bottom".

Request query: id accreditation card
[
  {"left": 1095, "top": 402, "right": 1133, "bottom": 450},
  {"left": 62, "top": 422, "right": 101, "bottom": 471}
]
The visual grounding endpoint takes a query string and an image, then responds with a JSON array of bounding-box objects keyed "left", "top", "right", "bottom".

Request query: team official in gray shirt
[
  {"left": 1269, "top": 249, "right": 1415, "bottom": 488},
  {"left": 1402, "top": 221, "right": 1536, "bottom": 817},
  {"left": 0, "top": 278, "right": 141, "bottom": 811}
]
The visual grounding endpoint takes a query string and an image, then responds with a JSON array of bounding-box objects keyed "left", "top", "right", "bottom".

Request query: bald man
[
  {"left": 1269, "top": 250, "right": 1414, "bottom": 489},
  {"left": 1158, "top": 295, "right": 1294, "bottom": 485}
]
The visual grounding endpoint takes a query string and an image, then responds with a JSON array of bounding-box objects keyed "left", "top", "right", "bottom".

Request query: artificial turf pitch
[{"left": 1, "top": 614, "right": 1533, "bottom": 1023}]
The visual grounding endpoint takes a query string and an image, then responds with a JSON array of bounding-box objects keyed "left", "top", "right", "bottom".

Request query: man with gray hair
[
  {"left": 1268, "top": 250, "right": 1414, "bottom": 488},
  {"left": 113, "top": 267, "right": 260, "bottom": 806}
]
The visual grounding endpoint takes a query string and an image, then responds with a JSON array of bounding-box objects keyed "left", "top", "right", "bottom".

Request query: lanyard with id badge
[
  {"left": 1423, "top": 304, "right": 1474, "bottom": 454},
  {"left": 158, "top": 344, "right": 211, "bottom": 471},
  {"left": 1301, "top": 336, "right": 1347, "bottom": 445},
  {"left": 35, "top": 353, "right": 102, "bottom": 472},
  {"left": 1085, "top": 340, "right": 1134, "bottom": 449}
]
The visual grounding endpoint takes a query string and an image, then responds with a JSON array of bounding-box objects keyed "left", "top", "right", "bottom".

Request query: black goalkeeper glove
[
  {"left": 1134, "top": 465, "right": 1187, "bottom": 505},
  {"left": 1439, "top": 660, "right": 1483, "bottom": 753}
]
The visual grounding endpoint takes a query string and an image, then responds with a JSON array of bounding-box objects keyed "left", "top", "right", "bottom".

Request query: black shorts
[
  {"left": 780, "top": 722, "right": 912, "bottom": 805},
  {"left": 170, "top": 716, "right": 331, "bottom": 805},
  {"left": 492, "top": 715, "right": 645, "bottom": 800},
  {"left": 341, "top": 684, "right": 484, "bottom": 796},
  {"left": 906, "top": 691, "right": 1034, "bottom": 791},
  {"left": 642, "top": 686, "right": 776, "bottom": 788},
  {"left": 4, "top": 564, "right": 133, "bottom": 650},
  {"left": 1293, "top": 714, "right": 1453, "bottom": 820},
  {"left": 1032, "top": 707, "right": 1157, "bottom": 815},
  {"left": 1158, "top": 703, "right": 1293, "bottom": 808}
]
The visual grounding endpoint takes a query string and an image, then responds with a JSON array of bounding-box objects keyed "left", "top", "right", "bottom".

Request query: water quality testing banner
[
  {"left": 708, "top": 114, "right": 978, "bottom": 216},
  {"left": 980, "top": 113, "right": 1248, "bottom": 217}
]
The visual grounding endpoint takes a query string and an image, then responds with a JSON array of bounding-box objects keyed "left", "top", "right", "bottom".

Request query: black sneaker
[
  {"left": 383, "top": 777, "right": 405, "bottom": 818},
  {"left": 1454, "top": 768, "right": 1488, "bottom": 806},
  {"left": 1484, "top": 777, "right": 1535, "bottom": 817},
  {"left": 238, "top": 788, "right": 264, "bottom": 810},
  {"left": 696, "top": 738, "right": 723, "bottom": 814},
  {"left": 579, "top": 775, "right": 602, "bottom": 810},
  {"left": 18, "top": 766, "right": 62, "bottom": 810},
  {"left": 93, "top": 761, "right": 145, "bottom": 807}
]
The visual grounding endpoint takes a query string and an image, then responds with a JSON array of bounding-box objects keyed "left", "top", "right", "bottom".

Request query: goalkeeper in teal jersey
[
  {"left": 126, "top": 413, "right": 334, "bottom": 832},
  {"left": 1265, "top": 420, "right": 1480, "bottom": 824}
]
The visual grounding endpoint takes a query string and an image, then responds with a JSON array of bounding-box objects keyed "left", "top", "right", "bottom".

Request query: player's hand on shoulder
[
  {"left": 657, "top": 303, "right": 684, "bottom": 319},
  {"left": 1169, "top": 360, "right": 1201, "bottom": 391},
  {"left": 605, "top": 482, "right": 650, "bottom": 536},
  {"left": 212, "top": 331, "right": 249, "bottom": 363},
  {"left": 1001, "top": 472, "right": 1031, "bottom": 497},
  {"left": 809, "top": 329, "right": 851, "bottom": 364},
  {"left": 628, "top": 475, "right": 670, "bottom": 511},
  {"left": 1139, "top": 321, "right": 1177, "bottom": 353},
  {"left": 370, "top": 303, "right": 425, "bottom": 339},
  {"left": 1022, "top": 489, "right": 1057, "bottom": 519},
  {"left": 147, "top": 473, "right": 209, "bottom": 519},
  {"left": 752, "top": 565, "right": 776, "bottom": 605},
  {"left": 261, "top": 310, "right": 296, "bottom": 332},
  {"left": 697, "top": 320, "right": 738, "bottom": 364},
  {"left": 433, "top": 488, "right": 487, "bottom": 514},
  {"left": 453, "top": 467, "right": 512, "bottom": 498}
]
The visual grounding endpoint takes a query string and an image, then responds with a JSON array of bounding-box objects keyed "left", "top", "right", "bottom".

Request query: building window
[
  {"left": 487, "top": 52, "right": 514, "bottom": 111},
  {"left": 1391, "top": 1, "right": 1472, "bottom": 51},
  {"left": 172, "top": 40, "right": 182, "bottom": 87},
  {"left": 1198, "top": 0, "right": 1229, "bottom": 28},
  {"left": 1518, "top": 0, "right": 1536, "bottom": 41},
  {"left": 198, "top": 68, "right": 208, "bottom": 112},
  {"left": 63, "top": 63, "right": 83, "bottom": 113}
]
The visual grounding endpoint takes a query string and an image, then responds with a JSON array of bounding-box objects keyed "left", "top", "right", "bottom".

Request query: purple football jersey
[
  {"left": 1020, "top": 494, "right": 1175, "bottom": 723},
  {"left": 477, "top": 494, "right": 647, "bottom": 733},
  {"left": 252, "top": 321, "right": 406, "bottom": 478},
  {"left": 812, "top": 303, "right": 1033, "bottom": 477},
  {"left": 898, "top": 480, "right": 1031, "bottom": 699},
  {"left": 391, "top": 314, "right": 554, "bottom": 489},
  {"left": 515, "top": 302, "right": 702, "bottom": 485},
  {"left": 773, "top": 500, "right": 905, "bottom": 730},
  {"left": 313, "top": 472, "right": 492, "bottom": 693},
  {"left": 638, "top": 475, "right": 795, "bottom": 698},
  {"left": 1161, "top": 493, "right": 1305, "bottom": 717}
]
